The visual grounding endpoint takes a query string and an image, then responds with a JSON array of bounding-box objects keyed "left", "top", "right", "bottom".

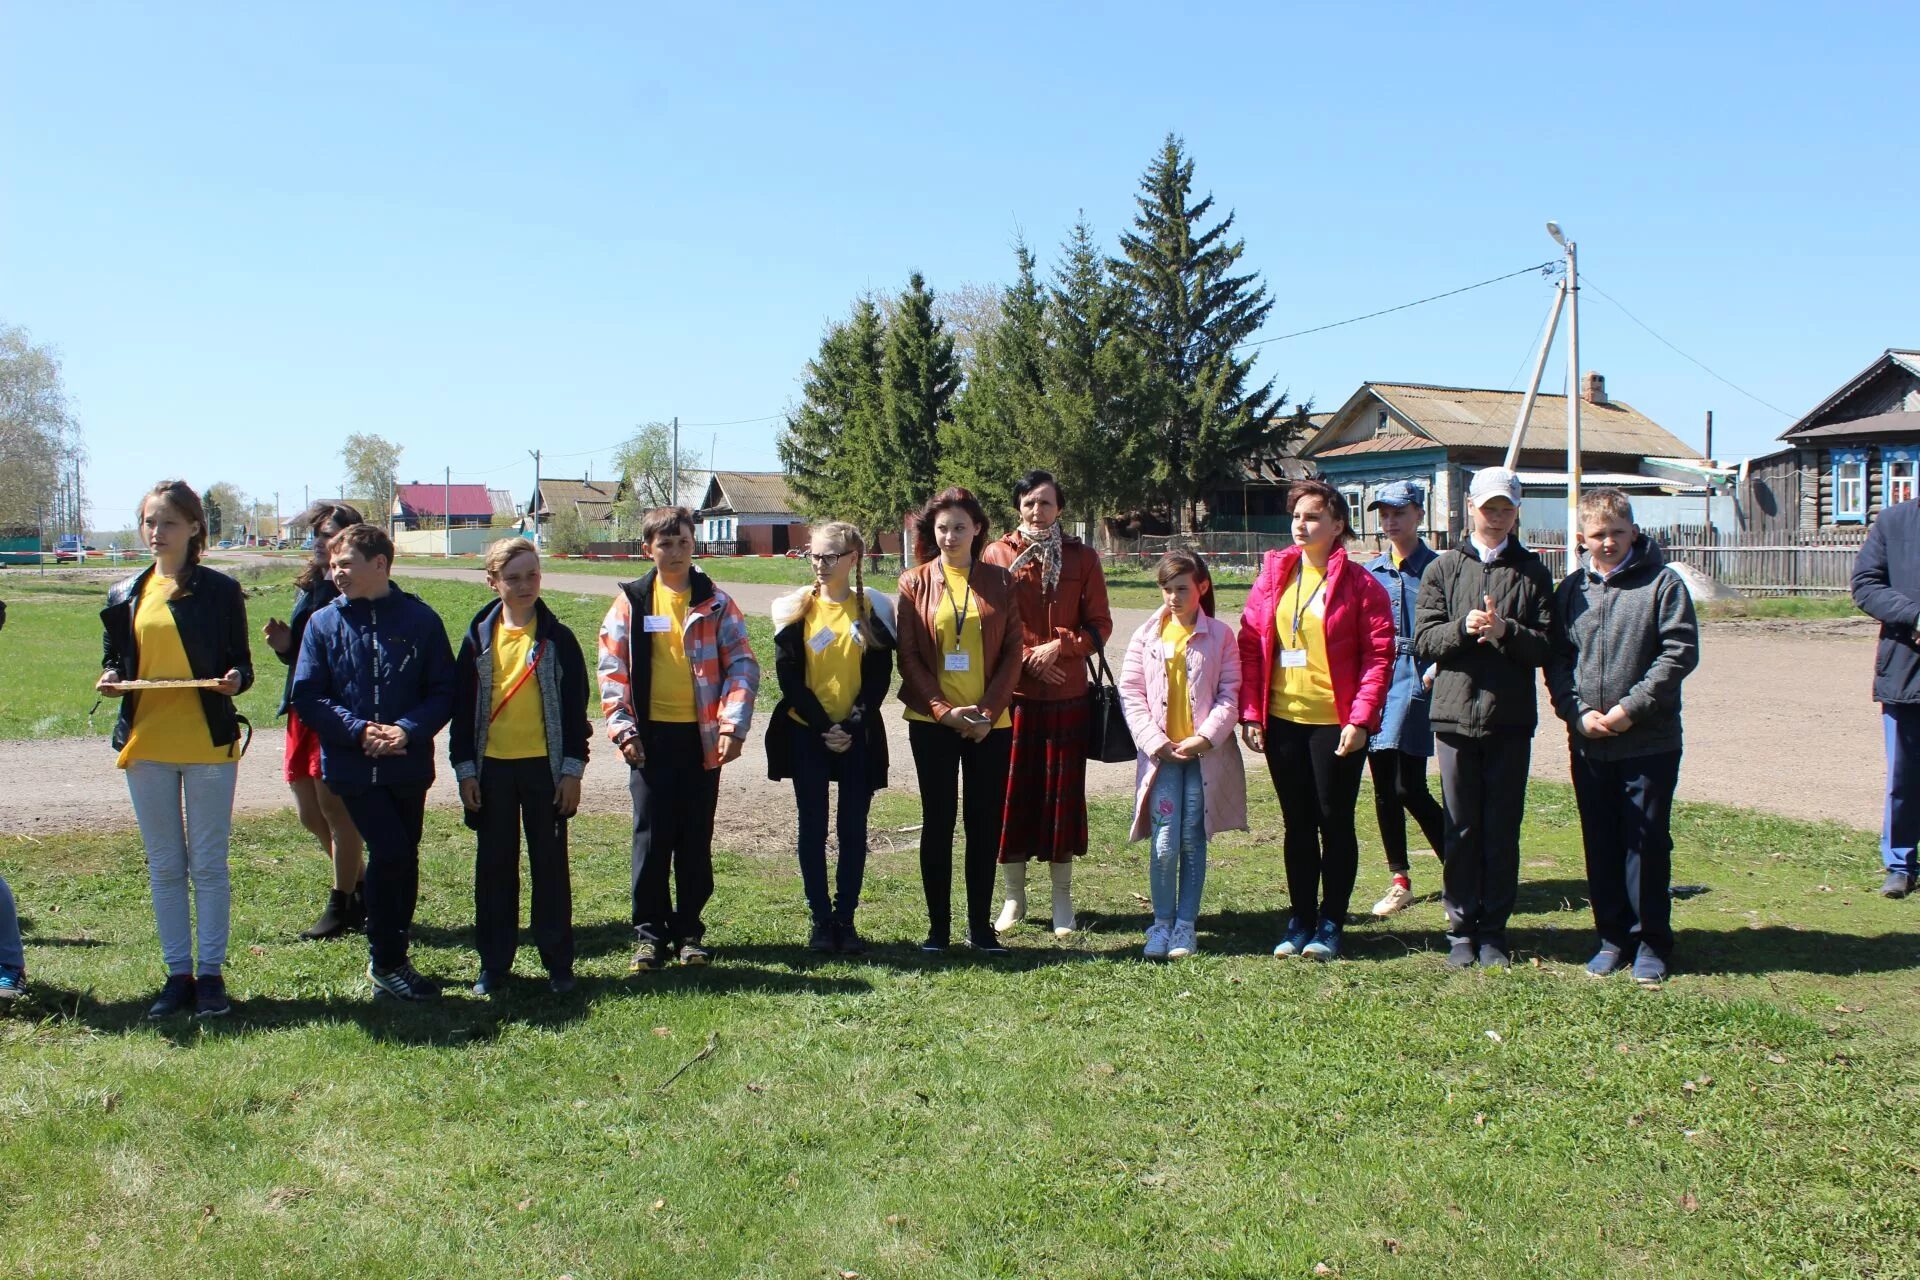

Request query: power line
[
  {"left": 1579, "top": 275, "right": 1795, "bottom": 419},
  {"left": 1236, "top": 260, "right": 1559, "bottom": 349}
]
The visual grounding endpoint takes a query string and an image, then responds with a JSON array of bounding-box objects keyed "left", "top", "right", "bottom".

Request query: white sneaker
[
  {"left": 1167, "top": 921, "right": 1198, "bottom": 959},
  {"left": 1143, "top": 921, "right": 1172, "bottom": 959},
  {"left": 1371, "top": 880, "right": 1414, "bottom": 917}
]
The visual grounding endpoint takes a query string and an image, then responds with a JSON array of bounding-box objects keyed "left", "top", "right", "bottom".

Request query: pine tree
[
  {"left": 778, "top": 299, "right": 886, "bottom": 526},
  {"left": 1111, "top": 134, "right": 1284, "bottom": 530},
  {"left": 940, "top": 243, "right": 1049, "bottom": 524},
  {"left": 879, "top": 272, "right": 960, "bottom": 529},
  {"left": 1046, "top": 215, "right": 1153, "bottom": 525}
]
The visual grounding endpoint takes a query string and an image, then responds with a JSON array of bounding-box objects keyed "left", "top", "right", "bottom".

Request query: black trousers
[
  {"left": 909, "top": 721, "right": 1011, "bottom": 942},
  {"left": 1368, "top": 748, "right": 1448, "bottom": 874},
  {"left": 339, "top": 783, "right": 429, "bottom": 971},
  {"left": 1570, "top": 747, "right": 1680, "bottom": 960},
  {"left": 475, "top": 756, "right": 574, "bottom": 977},
  {"left": 1265, "top": 717, "right": 1366, "bottom": 929},
  {"left": 1434, "top": 728, "right": 1533, "bottom": 947},
  {"left": 791, "top": 725, "right": 873, "bottom": 926},
  {"left": 628, "top": 723, "right": 720, "bottom": 946}
]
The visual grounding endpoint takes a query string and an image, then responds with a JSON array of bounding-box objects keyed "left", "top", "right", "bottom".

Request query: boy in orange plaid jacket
[{"left": 597, "top": 507, "right": 759, "bottom": 970}]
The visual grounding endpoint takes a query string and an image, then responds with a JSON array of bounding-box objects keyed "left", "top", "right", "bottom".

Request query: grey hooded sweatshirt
[{"left": 1545, "top": 536, "right": 1700, "bottom": 761}]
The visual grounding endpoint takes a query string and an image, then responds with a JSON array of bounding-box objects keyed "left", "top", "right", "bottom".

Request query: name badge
[
  {"left": 642, "top": 615, "right": 672, "bottom": 634},
  {"left": 944, "top": 652, "right": 972, "bottom": 673},
  {"left": 809, "top": 627, "right": 835, "bottom": 653},
  {"left": 1279, "top": 648, "right": 1309, "bottom": 669}
]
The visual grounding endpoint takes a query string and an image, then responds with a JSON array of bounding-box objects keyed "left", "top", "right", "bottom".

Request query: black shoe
[
  {"left": 807, "top": 921, "right": 837, "bottom": 953},
  {"left": 346, "top": 882, "right": 368, "bottom": 933},
  {"left": 969, "top": 930, "right": 1010, "bottom": 956},
  {"left": 628, "top": 940, "right": 668, "bottom": 973},
  {"left": 1445, "top": 940, "right": 1477, "bottom": 969},
  {"left": 549, "top": 971, "right": 577, "bottom": 994},
  {"left": 678, "top": 939, "right": 711, "bottom": 966},
  {"left": 193, "top": 974, "right": 231, "bottom": 1019},
  {"left": 919, "top": 934, "right": 950, "bottom": 954},
  {"left": 1477, "top": 940, "right": 1511, "bottom": 970},
  {"left": 299, "top": 890, "right": 350, "bottom": 941},
  {"left": 835, "top": 923, "right": 869, "bottom": 956},
  {"left": 472, "top": 970, "right": 504, "bottom": 998},
  {"left": 147, "top": 974, "right": 197, "bottom": 1019},
  {"left": 368, "top": 962, "right": 440, "bottom": 1001},
  {"left": 1883, "top": 870, "right": 1913, "bottom": 899}
]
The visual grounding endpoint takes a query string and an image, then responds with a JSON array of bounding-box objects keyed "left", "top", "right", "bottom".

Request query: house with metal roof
[
  {"left": 1298, "top": 374, "right": 1706, "bottom": 542},
  {"left": 695, "top": 471, "right": 806, "bottom": 554},
  {"left": 529, "top": 477, "right": 625, "bottom": 536},
  {"left": 1739, "top": 349, "right": 1920, "bottom": 533},
  {"left": 392, "top": 482, "right": 499, "bottom": 530}
]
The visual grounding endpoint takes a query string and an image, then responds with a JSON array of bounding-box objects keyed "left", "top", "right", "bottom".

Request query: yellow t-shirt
[
  {"left": 905, "top": 562, "right": 1010, "bottom": 729},
  {"left": 116, "top": 572, "right": 229, "bottom": 768},
  {"left": 791, "top": 593, "right": 863, "bottom": 725},
  {"left": 486, "top": 616, "right": 546, "bottom": 760},
  {"left": 1268, "top": 563, "right": 1339, "bottom": 725},
  {"left": 648, "top": 580, "right": 697, "bottom": 723},
  {"left": 1162, "top": 613, "right": 1196, "bottom": 742}
]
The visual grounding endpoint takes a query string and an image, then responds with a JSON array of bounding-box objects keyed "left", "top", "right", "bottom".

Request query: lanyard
[
  {"left": 491, "top": 636, "right": 547, "bottom": 723},
  {"left": 945, "top": 567, "right": 975, "bottom": 651},
  {"left": 1287, "top": 566, "right": 1326, "bottom": 647}
]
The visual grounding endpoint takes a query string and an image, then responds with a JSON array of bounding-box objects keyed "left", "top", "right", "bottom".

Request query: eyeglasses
[{"left": 806, "top": 552, "right": 847, "bottom": 566}]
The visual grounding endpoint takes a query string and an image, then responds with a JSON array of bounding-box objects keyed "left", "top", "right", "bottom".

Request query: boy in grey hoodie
[{"left": 1546, "top": 488, "right": 1699, "bottom": 985}]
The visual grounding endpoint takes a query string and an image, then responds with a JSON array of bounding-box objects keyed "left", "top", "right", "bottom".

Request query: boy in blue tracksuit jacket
[{"left": 291, "top": 524, "right": 456, "bottom": 1000}]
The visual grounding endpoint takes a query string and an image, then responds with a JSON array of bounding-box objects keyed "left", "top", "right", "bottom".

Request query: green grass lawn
[
  {"left": 3, "top": 781, "right": 1917, "bottom": 1277},
  {"left": 0, "top": 570, "right": 780, "bottom": 739}
]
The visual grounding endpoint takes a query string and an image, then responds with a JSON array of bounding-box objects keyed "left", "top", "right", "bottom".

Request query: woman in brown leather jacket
[
  {"left": 896, "top": 487, "right": 1023, "bottom": 954},
  {"left": 980, "top": 470, "right": 1112, "bottom": 937}
]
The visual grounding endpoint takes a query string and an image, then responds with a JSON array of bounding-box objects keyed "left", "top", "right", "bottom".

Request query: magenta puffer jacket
[{"left": 1236, "top": 544, "right": 1396, "bottom": 732}]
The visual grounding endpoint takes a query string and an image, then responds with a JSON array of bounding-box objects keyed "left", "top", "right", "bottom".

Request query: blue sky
[{"left": 4, "top": 1, "right": 1914, "bottom": 528}]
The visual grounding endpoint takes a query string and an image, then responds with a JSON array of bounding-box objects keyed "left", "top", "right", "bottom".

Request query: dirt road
[{"left": 0, "top": 558, "right": 1887, "bottom": 838}]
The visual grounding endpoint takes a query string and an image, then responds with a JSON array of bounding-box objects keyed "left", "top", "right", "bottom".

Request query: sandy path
[{"left": 0, "top": 560, "right": 1887, "bottom": 838}]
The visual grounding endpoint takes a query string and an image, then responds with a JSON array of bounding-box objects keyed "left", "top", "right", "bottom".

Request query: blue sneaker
[
  {"left": 1272, "top": 917, "right": 1313, "bottom": 958},
  {"left": 1302, "top": 919, "right": 1343, "bottom": 961},
  {"left": 1586, "top": 945, "right": 1625, "bottom": 978},
  {"left": 0, "top": 967, "right": 25, "bottom": 1001},
  {"left": 1632, "top": 946, "right": 1668, "bottom": 986}
]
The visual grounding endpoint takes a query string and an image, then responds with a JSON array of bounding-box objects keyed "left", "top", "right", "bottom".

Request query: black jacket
[
  {"left": 1546, "top": 537, "right": 1700, "bottom": 760},
  {"left": 1413, "top": 537, "right": 1556, "bottom": 737},
  {"left": 449, "top": 597, "right": 593, "bottom": 784},
  {"left": 100, "top": 562, "right": 255, "bottom": 753},
  {"left": 1852, "top": 499, "right": 1920, "bottom": 706},
  {"left": 764, "top": 586, "right": 896, "bottom": 789},
  {"left": 273, "top": 578, "right": 340, "bottom": 716}
]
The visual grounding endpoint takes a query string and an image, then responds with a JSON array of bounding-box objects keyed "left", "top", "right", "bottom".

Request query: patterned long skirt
[{"left": 998, "top": 696, "right": 1091, "bottom": 862}]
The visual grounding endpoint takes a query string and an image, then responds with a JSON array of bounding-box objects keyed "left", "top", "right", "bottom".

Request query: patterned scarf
[{"left": 1010, "top": 521, "right": 1063, "bottom": 594}]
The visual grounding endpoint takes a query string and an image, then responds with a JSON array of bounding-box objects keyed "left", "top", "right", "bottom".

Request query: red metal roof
[{"left": 395, "top": 483, "right": 496, "bottom": 517}]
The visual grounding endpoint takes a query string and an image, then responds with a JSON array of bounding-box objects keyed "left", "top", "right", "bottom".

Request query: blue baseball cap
[{"left": 1367, "top": 480, "right": 1426, "bottom": 511}]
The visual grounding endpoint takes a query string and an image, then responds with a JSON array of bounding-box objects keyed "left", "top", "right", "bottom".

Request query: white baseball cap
[{"left": 1467, "top": 466, "right": 1523, "bottom": 509}]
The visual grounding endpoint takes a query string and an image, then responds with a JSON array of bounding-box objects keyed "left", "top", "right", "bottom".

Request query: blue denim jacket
[{"left": 1365, "top": 541, "right": 1439, "bottom": 755}]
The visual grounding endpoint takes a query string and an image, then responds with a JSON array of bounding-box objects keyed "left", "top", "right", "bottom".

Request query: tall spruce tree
[
  {"left": 778, "top": 299, "right": 886, "bottom": 527},
  {"left": 940, "top": 243, "right": 1048, "bottom": 524},
  {"left": 1045, "top": 215, "right": 1153, "bottom": 525},
  {"left": 1111, "top": 134, "right": 1284, "bottom": 530},
  {"left": 879, "top": 272, "right": 960, "bottom": 530}
]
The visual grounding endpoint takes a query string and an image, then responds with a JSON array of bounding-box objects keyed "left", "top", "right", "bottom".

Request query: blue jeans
[
  {"left": 1883, "top": 708, "right": 1920, "bottom": 874},
  {"left": 125, "top": 760, "right": 237, "bottom": 976},
  {"left": 1147, "top": 759, "right": 1207, "bottom": 926},
  {"left": 0, "top": 873, "right": 22, "bottom": 974}
]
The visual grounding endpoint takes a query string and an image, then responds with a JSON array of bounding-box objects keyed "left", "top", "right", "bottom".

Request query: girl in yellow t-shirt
[
  {"left": 768, "top": 522, "right": 898, "bottom": 955},
  {"left": 97, "top": 480, "right": 252, "bottom": 1020}
]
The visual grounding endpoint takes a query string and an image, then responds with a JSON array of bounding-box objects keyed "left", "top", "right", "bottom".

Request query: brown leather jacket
[
  {"left": 895, "top": 557, "right": 1024, "bottom": 723},
  {"left": 980, "top": 531, "right": 1113, "bottom": 702}
]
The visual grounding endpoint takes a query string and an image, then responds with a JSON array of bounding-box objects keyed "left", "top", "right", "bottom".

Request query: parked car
[
  {"left": 53, "top": 535, "right": 95, "bottom": 563},
  {"left": 216, "top": 539, "right": 234, "bottom": 549}
]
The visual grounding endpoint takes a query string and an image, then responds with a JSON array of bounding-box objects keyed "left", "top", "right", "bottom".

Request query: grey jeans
[{"left": 125, "top": 760, "right": 238, "bottom": 975}]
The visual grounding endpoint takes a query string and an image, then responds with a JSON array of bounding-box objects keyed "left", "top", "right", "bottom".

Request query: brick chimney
[{"left": 1582, "top": 371, "right": 1608, "bottom": 406}]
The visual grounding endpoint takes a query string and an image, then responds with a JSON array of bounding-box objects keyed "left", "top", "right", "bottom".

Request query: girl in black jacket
[
  {"left": 765, "top": 521, "right": 896, "bottom": 954},
  {"left": 263, "top": 500, "right": 366, "bottom": 940}
]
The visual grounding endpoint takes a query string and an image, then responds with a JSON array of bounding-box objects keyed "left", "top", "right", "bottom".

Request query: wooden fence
[{"left": 1525, "top": 525, "right": 1867, "bottom": 596}]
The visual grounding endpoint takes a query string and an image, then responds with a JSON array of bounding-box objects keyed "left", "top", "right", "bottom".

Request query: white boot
[
  {"left": 994, "top": 862, "right": 1028, "bottom": 932},
  {"left": 1050, "top": 861, "right": 1076, "bottom": 937}
]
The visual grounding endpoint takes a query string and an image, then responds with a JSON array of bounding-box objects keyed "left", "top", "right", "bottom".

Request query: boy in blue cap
[{"left": 1362, "top": 481, "right": 1447, "bottom": 917}]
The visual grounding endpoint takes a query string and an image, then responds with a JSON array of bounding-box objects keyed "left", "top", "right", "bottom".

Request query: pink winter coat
[
  {"left": 1119, "top": 607, "right": 1249, "bottom": 842},
  {"left": 1237, "top": 544, "right": 1396, "bottom": 733}
]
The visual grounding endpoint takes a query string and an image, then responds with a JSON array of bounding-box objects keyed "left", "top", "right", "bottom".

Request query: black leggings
[
  {"left": 1264, "top": 717, "right": 1365, "bottom": 929},
  {"left": 1367, "top": 748, "right": 1447, "bottom": 874},
  {"left": 909, "top": 722, "right": 1012, "bottom": 942}
]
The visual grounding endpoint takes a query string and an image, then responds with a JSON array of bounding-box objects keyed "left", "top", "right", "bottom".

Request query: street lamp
[{"left": 1502, "top": 220, "right": 1581, "bottom": 574}]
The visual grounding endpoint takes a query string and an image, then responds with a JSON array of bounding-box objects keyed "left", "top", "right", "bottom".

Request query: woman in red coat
[{"left": 1237, "top": 479, "right": 1395, "bottom": 961}]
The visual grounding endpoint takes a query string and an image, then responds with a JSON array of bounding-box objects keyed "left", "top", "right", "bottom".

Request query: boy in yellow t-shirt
[{"left": 451, "top": 538, "right": 594, "bottom": 996}]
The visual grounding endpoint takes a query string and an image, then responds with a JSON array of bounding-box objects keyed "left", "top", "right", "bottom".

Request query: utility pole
[
  {"left": 443, "top": 466, "right": 452, "bottom": 557},
  {"left": 274, "top": 491, "right": 280, "bottom": 548},
  {"left": 671, "top": 415, "right": 680, "bottom": 510},
  {"left": 1703, "top": 410, "right": 1715, "bottom": 535},
  {"left": 528, "top": 449, "right": 542, "bottom": 548}
]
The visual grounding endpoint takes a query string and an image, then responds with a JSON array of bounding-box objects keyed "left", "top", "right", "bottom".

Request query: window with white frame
[
  {"left": 1341, "top": 486, "right": 1366, "bottom": 535},
  {"left": 1833, "top": 450, "right": 1868, "bottom": 523},
  {"left": 1375, "top": 409, "right": 1391, "bottom": 438},
  {"left": 1886, "top": 449, "right": 1917, "bottom": 508}
]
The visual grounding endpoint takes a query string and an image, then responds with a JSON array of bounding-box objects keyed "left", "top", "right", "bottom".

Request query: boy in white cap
[{"left": 1412, "top": 466, "right": 1556, "bottom": 968}]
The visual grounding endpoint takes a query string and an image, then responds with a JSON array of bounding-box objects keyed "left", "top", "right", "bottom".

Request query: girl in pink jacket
[
  {"left": 1237, "top": 480, "right": 1395, "bottom": 961},
  {"left": 1119, "top": 551, "right": 1247, "bottom": 959}
]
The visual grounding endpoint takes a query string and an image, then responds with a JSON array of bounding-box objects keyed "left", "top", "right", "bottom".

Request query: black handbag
[{"left": 1082, "top": 632, "right": 1137, "bottom": 764}]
